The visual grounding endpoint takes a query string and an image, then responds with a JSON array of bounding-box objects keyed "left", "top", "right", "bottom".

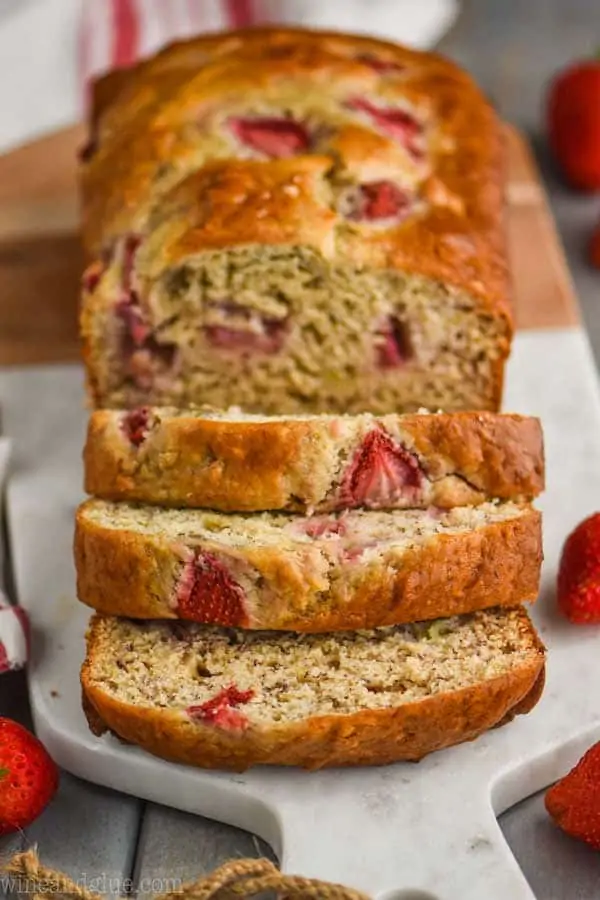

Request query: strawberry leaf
[{"left": 0, "top": 767, "right": 8, "bottom": 779}]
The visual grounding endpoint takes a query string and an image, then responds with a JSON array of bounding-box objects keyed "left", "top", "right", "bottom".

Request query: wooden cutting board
[{"left": 0, "top": 123, "right": 579, "bottom": 367}]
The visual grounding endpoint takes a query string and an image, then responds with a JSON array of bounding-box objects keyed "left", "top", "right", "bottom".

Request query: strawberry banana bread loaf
[
  {"left": 81, "top": 607, "right": 546, "bottom": 770},
  {"left": 84, "top": 408, "right": 544, "bottom": 512},
  {"left": 80, "top": 28, "right": 510, "bottom": 414},
  {"left": 75, "top": 500, "right": 542, "bottom": 632}
]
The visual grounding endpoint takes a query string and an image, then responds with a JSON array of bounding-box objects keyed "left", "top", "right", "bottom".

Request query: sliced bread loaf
[
  {"left": 84, "top": 407, "right": 544, "bottom": 513},
  {"left": 75, "top": 500, "right": 542, "bottom": 631},
  {"left": 81, "top": 607, "right": 546, "bottom": 770}
]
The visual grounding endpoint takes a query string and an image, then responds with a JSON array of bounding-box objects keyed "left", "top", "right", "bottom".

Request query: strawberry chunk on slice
[
  {"left": 188, "top": 686, "right": 254, "bottom": 732},
  {"left": 360, "top": 181, "right": 411, "bottom": 220},
  {"left": 116, "top": 291, "right": 177, "bottom": 387},
  {"left": 347, "top": 97, "right": 424, "bottom": 160},
  {"left": 111, "top": 235, "right": 177, "bottom": 389},
  {"left": 121, "top": 234, "right": 142, "bottom": 289},
  {"left": 301, "top": 516, "right": 347, "bottom": 539},
  {"left": 204, "top": 300, "right": 288, "bottom": 354},
  {"left": 356, "top": 54, "right": 405, "bottom": 74},
  {"left": 82, "top": 265, "right": 102, "bottom": 294},
  {"left": 103, "top": 233, "right": 146, "bottom": 335},
  {"left": 116, "top": 294, "right": 152, "bottom": 347},
  {"left": 348, "top": 180, "right": 413, "bottom": 222},
  {"left": 341, "top": 541, "right": 380, "bottom": 563},
  {"left": 228, "top": 116, "right": 310, "bottom": 157},
  {"left": 121, "top": 407, "right": 152, "bottom": 447},
  {"left": 337, "top": 429, "right": 424, "bottom": 509},
  {"left": 83, "top": 232, "right": 140, "bottom": 296},
  {"left": 376, "top": 316, "right": 413, "bottom": 369},
  {"left": 205, "top": 322, "right": 286, "bottom": 354},
  {"left": 176, "top": 551, "right": 249, "bottom": 627}
]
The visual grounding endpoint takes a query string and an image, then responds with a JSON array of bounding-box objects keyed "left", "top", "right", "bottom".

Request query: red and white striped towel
[
  {"left": 0, "top": 439, "right": 28, "bottom": 674},
  {"left": 80, "top": 0, "right": 304, "bottom": 86},
  {"left": 0, "top": 0, "right": 457, "bottom": 153},
  {"left": 79, "top": 0, "right": 459, "bottom": 85},
  {"left": 79, "top": 0, "right": 251, "bottom": 84},
  {"left": 0, "top": 603, "right": 28, "bottom": 674}
]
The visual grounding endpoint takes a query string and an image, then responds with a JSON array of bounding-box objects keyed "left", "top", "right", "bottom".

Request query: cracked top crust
[{"left": 80, "top": 27, "right": 509, "bottom": 322}]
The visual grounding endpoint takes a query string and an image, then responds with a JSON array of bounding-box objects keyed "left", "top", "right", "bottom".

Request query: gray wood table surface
[{"left": 2, "top": 2, "right": 600, "bottom": 898}]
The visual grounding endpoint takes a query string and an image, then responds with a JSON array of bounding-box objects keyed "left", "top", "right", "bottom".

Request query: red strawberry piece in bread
[
  {"left": 82, "top": 264, "right": 103, "bottom": 294},
  {"left": 204, "top": 300, "right": 288, "bottom": 354},
  {"left": 337, "top": 429, "right": 424, "bottom": 509},
  {"left": 548, "top": 58, "right": 600, "bottom": 190},
  {"left": 115, "top": 236, "right": 152, "bottom": 346},
  {"left": 116, "top": 235, "right": 148, "bottom": 340},
  {"left": 301, "top": 516, "right": 347, "bottom": 539},
  {"left": 113, "top": 236, "right": 177, "bottom": 385},
  {"left": 545, "top": 742, "right": 600, "bottom": 850},
  {"left": 121, "top": 234, "right": 141, "bottom": 285},
  {"left": 0, "top": 718, "right": 59, "bottom": 835},
  {"left": 188, "top": 686, "right": 254, "bottom": 732},
  {"left": 229, "top": 117, "right": 310, "bottom": 157},
  {"left": 117, "top": 294, "right": 152, "bottom": 347},
  {"left": 356, "top": 54, "right": 405, "bottom": 74},
  {"left": 350, "top": 181, "right": 412, "bottom": 222},
  {"left": 117, "top": 296, "right": 152, "bottom": 347},
  {"left": 347, "top": 97, "right": 424, "bottom": 159},
  {"left": 376, "top": 316, "right": 413, "bottom": 369},
  {"left": 176, "top": 552, "right": 250, "bottom": 627},
  {"left": 83, "top": 233, "right": 140, "bottom": 297},
  {"left": 121, "top": 407, "right": 152, "bottom": 447},
  {"left": 205, "top": 322, "right": 286, "bottom": 353},
  {"left": 557, "top": 513, "right": 600, "bottom": 623}
]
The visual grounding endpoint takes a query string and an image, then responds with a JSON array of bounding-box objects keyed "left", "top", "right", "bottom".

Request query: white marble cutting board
[{"left": 1, "top": 327, "right": 600, "bottom": 900}]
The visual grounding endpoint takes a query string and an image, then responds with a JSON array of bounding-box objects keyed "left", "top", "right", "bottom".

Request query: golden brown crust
[
  {"left": 80, "top": 27, "right": 510, "bottom": 323},
  {"left": 80, "top": 613, "right": 545, "bottom": 771},
  {"left": 398, "top": 411, "right": 545, "bottom": 497},
  {"left": 74, "top": 502, "right": 542, "bottom": 631},
  {"left": 84, "top": 409, "right": 544, "bottom": 512}
]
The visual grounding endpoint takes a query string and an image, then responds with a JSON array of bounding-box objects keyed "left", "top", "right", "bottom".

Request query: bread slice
[
  {"left": 84, "top": 407, "right": 545, "bottom": 513},
  {"left": 75, "top": 500, "right": 542, "bottom": 632},
  {"left": 81, "top": 607, "right": 546, "bottom": 770}
]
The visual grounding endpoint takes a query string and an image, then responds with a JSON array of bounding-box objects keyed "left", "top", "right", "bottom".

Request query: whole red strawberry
[
  {"left": 0, "top": 718, "right": 59, "bottom": 834},
  {"left": 545, "top": 742, "right": 600, "bottom": 850},
  {"left": 548, "top": 59, "right": 600, "bottom": 190},
  {"left": 558, "top": 513, "right": 600, "bottom": 623}
]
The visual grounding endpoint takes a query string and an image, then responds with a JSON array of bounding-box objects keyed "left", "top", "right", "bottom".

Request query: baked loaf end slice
[
  {"left": 75, "top": 500, "right": 542, "bottom": 632},
  {"left": 81, "top": 608, "right": 546, "bottom": 771},
  {"left": 80, "top": 28, "right": 510, "bottom": 415},
  {"left": 84, "top": 407, "right": 545, "bottom": 513}
]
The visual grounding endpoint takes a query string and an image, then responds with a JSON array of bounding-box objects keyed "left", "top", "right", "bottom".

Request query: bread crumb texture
[
  {"left": 82, "top": 498, "right": 527, "bottom": 552},
  {"left": 86, "top": 607, "right": 541, "bottom": 726}
]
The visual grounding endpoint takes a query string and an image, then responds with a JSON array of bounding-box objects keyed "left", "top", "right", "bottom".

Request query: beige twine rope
[{"left": 2, "top": 850, "right": 372, "bottom": 900}]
